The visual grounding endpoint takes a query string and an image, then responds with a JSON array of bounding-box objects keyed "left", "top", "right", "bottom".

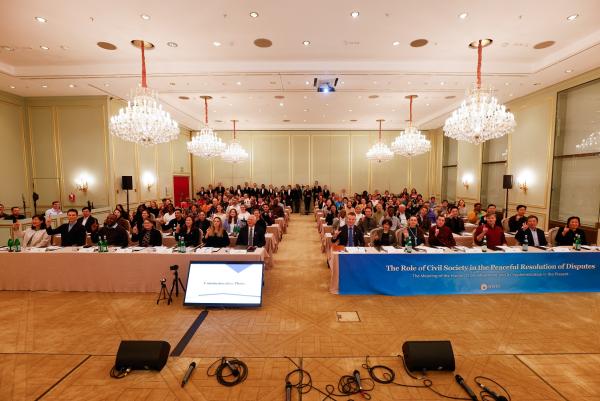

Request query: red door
[{"left": 173, "top": 176, "right": 190, "bottom": 207}]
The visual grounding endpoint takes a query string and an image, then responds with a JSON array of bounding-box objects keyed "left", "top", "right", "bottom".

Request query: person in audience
[
  {"left": 417, "top": 206, "right": 432, "bottom": 231},
  {"left": 428, "top": 215, "right": 456, "bottom": 248},
  {"left": 115, "top": 204, "right": 127, "bottom": 218},
  {"left": 554, "top": 216, "right": 588, "bottom": 246},
  {"left": 224, "top": 208, "right": 241, "bottom": 235},
  {"left": 332, "top": 209, "right": 347, "bottom": 231},
  {"left": 45, "top": 201, "right": 62, "bottom": 218},
  {"left": 238, "top": 204, "right": 250, "bottom": 225},
  {"left": 195, "top": 211, "right": 211, "bottom": 234},
  {"left": 292, "top": 184, "right": 302, "bottom": 213},
  {"left": 148, "top": 201, "right": 160, "bottom": 218},
  {"left": 12, "top": 214, "right": 50, "bottom": 248},
  {"left": 163, "top": 208, "right": 185, "bottom": 232},
  {"left": 237, "top": 215, "right": 266, "bottom": 247},
  {"left": 457, "top": 199, "right": 467, "bottom": 218},
  {"left": 261, "top": 203, "right": 274, "bottom": 226},
  {"left": 467, "top": 202, "right": 485, "bottom": 224},
  {"left": 46, "top": 209, "right": 86, "bottom": 246},
  {"left": 271, "top": 199, "right": 285, "bottom": 218},
  {"left": 373, "top": 203, "right": 385, "bottom": 223},
  {"left": 133, "top": 218, "right": 162, "bottom": 247},
  {"left": 91, "top": 214, "right": 129, "bottom": 248},
  {"left": 131, "top": 209, "right": 154, "bottom": 234},
  {"left": 252, "top": 209, "right": 267, "bottom": 232},
  {"left": 0, "top": 204, "right": 7, "bottom": 219},
  {"left": 438, "top": 200, "right": 449, "bottom": 216},
  {"left": 479, "top": 204, "right": 498, "bottom": 225},
  {"left": 515, "top": 215, "right": 547, "bottom": 247},
  {"left": 77, "top": 206, "right": 98, "bottom": 233},
  {"left": 358, "top": 206, "right": 378, "bottom": 234},
  {"left": 113, "top": 208, "right": 131, "bottom": 232},
  {"left": 445, "top": 206, "right": 465, "bottom": 234},
  {"left": 175, "top": 216, "right": 201, "bottom": 247},
  {"left": 380, "top": 206, "right": 400, "bottom": 230},
  {"left": 332, "top": 212, "right": 365, "bottom": 246},
  {"left": 161, "top": 204, "right": 176, "bottom": 224},
  {"left": 399, "top": 216, "right": 426, "bottom": 246},
  {"left": 396, "top": 204, "right": 409, "bottom": 228},
  {"left": 212, "top": 204, "right": 227, "bottom": 222},
  {"left": 508, "top": 205, "right": 528, "bottom": 232},
  {"left": 325, "top": 204, "right": 338, "bottom": 226},
  {"left": 372, "top": 219, "right": 397, "bottom": 247},
  {"left": 6, "top": 206, "right": 25, "bottom": 221},
  {"left": 204, "top": 216, "right": 230, "bottom": 247},
  {"left": 473, "top": 213, "right": 506, "bottom": 250}
]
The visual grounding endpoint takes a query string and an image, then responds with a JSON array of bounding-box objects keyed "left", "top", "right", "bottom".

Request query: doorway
[{"left": 173, "top": 176, "right": 190, "bottom": 207}]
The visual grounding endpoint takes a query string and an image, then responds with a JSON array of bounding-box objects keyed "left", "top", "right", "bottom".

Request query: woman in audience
[
  {"left": 115, "top": 204, "right": 127, "bottom": 217},
  {"left": 372, "top": 219, "right": 397, "bottom": 246},
  {"left": 131, "top": 209, "right": 155, "bottom": 235},
  {"left": 12, "top": 214, "right": 50, "bottom": 248},
  {"left": 238, "top": 204, "right": 250, "bottom": 225},
  {"left": 133, "top": 218, "right": 162, "bottom": 247},
  {"left": 175, "top": 216, "right": 201, "bottom": 247},
  {"left": 212, "top": 204, "right": 227, "bottom": 222},
  {"left": 325, "top": 204, "right": 338, "bottom": 226},
  {"left": 399, "top": 216, "right": 426, "bottom": 246},
  {"left": 224, "top": 208, "right": 241, "bottom": 234},
  {"left": 428, "top": 215, "right": 456, "bottom": 248},
  {"left": 113, "top": 208, "right": 131, "bottom": 232},
  {"left": 148, "top": 201, "right": 160, "bottom": 218},
  {"left": 457, "top": 199, "right": 467, "bottom": 218},
  {"left": 554, "top": 216, "right": 588, "bottom": 246},
  {"left": 204, "top": 216, "right": 230, "bottom": 247}
]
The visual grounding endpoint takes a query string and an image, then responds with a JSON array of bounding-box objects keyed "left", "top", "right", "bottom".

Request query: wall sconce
[
  {"left": 142, "top": 172, "right": 155, "bottom": 192},
  {"left": 517, "top": 170, "right": 533, "bottom": 194},
  {"left": 75, "top": 174, "right": 89, "bottom": 193},
  {"left": 462, "top": 173, "right": 474, "bottom": 190}
]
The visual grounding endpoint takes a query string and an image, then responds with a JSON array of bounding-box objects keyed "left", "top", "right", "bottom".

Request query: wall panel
[
  {"left": 312, "top": 135, "right": 331, "bottom": 187},
  {"left": 291, "top": 135, "right": 310, "bottom": 186}
]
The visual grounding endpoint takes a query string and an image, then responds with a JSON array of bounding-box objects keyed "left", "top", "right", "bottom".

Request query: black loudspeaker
[
  {"left": 121, "top": 176, "right": 133, "bottom": 190},
  {"left": 402, "top": 340, "right": 455, "bottom": 372},
  {"left": 502, "top": 175, "right": 513, "bottom": 189},
  {"left": 115, "top": 340, "right": 170, "bottom": 371}
]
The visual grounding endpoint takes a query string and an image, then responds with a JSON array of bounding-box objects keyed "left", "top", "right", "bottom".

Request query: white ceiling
[{"left": 1, "top": 0, "right": 599, "bottom": 130}]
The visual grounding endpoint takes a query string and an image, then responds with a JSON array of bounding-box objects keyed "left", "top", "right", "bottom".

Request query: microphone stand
[{"left": 21, "top": 194, "right": 27, "bottom": 217}]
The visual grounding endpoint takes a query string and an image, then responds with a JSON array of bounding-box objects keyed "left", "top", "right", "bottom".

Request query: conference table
[
  {"left": 0, "top": 247, "right": 266, "bottom": 293},
  {"left": 329, "top": 246, "right": 600, "bottom": 295}
]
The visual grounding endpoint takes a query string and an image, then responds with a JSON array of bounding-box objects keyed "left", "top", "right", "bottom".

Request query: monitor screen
[{"left": 184, "top": 262, "right": 264, "bottom": 307}]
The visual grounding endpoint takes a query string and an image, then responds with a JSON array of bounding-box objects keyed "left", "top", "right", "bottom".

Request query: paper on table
[
  {"left": 497, "top": 246, "right": 522, "bottom": 253},
  {"left": 551, "top": 247, "right": 572, "bottom": 252},
  {"left": 153, "top": 246, "right": 172, "bottom": 254},
  {"left": 229, "top": 249, "right": 247, "bottom": 255},
  {"left": 195, "top": 247, "right": 214, "bottom": 254},
  {"left": 77, "top": 247, "right": 95, "bottom": 253},
  {"left": 382, "top": 246, "right": 404, "bottom": 253},
  {"left": 114, "top": 248, "right": 133, "bottom": 253},
  {"left": 345, "top": 247, "right": 367, "bottom": 253},
  {"left": 416, "top": 246, "right": 443, "bottom": 253},
  {"left": 465, "top": 247, "right": 484, "bottom": 253}
]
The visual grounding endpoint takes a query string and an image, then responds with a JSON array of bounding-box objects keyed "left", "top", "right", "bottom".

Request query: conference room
[{"left": 1, "top": 1, "right": 599, "bottom": 400}]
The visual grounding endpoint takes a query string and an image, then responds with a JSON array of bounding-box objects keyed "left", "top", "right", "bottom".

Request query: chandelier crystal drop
[
  {"left": 443, "top": 40, "right": 516, "bottom": 145},
  {"left": 575, "top": 131, "right": 600, "bottom": 152},
  {"left": 366, "top": 119, "right": 394, "bottom": 163},
  {"left": 391, "top": 95, "right": 431, "bottom": 157},
  {"left": 187, "top": 96, "right": 226, "bottom": 158},
  {"left": 221, "top": 120, "right": 249, "bottom": 163},
  {"left": 110, "top": 41, "right": 179, "bottom": 146}
]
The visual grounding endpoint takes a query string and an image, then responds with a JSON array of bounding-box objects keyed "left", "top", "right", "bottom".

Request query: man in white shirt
[
  {"left": 45, "top": 201, "right": 62, "bottom": 218},
  {"left": 397, "top": 204, "right": 408, "bottom": 228},
  {"left": 238, "top": 204, "right": 251, "bottom": 224}
]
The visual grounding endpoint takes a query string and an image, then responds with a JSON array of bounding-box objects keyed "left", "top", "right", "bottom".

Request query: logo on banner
[{"left": 480, "top": 283, "right": 488, "bottom": 291}]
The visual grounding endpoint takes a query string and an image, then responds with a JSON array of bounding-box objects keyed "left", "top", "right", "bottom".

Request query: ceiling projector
[{"left": 314, "top": 77, "right": 338, "bottom": 93}]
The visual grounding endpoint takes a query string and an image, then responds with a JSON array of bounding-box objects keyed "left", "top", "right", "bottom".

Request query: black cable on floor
[{"left": 206, "top": 357, "right": 248, "bottom": 387}]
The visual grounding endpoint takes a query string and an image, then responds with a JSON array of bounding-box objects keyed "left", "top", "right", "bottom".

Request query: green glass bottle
[
  {"left": 7, "top": 238, "right": 13, "bottom": 252},
  {"left": 14, "top": 238, "right": 21, "bottom": 252},
  {"left": 405, "top": 236, "right": 412, "bottom": 253},
  {"left": 179, "top": 237, "right": 186, "bottom": 253},
  {"left": 522, "top": 235, "right": 528, "bottom": 252},
  {"left": 574, "top": 233, "right": 581, "bottom": 251},
  {"left": 482, "top": 235, "right": 488, "bottom": 252}
]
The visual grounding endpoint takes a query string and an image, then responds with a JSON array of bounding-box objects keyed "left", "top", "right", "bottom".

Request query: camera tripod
[
  {"left": 157, "top": 265, "right": 187, "bottom": 305},
  {"left": 156, "top": 278, "right": 168, "bottom": 304}
]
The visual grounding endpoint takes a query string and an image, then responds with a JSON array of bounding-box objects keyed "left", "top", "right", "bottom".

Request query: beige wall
[{"left": 190, "top": 129, "right": 438, "bottom": 195}]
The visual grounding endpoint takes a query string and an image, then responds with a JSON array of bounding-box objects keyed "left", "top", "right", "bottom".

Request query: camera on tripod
[
  {"left": 157, "top": 265, "right": 186, "bottom": 305},
  {"left": 169, "top": 265, "right": 178, "bottom": 271}
]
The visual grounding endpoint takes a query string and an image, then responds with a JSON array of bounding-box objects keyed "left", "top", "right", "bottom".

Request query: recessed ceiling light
[
  {"left": 40, "top": 45, "right": 49, "bottom": 50},
  {"left": 140, "top": 14, "right": 151, "bottom": 20},
  {"left": 303, "top": 119, "right": 307, "bottom": 122},
  {"left": 407, "top": 81, "right": 411, "bottom": 85},
  {"left": 213, "top": 41, "right": 222, "bottom": 47},
  {"left": 97, "top": 41, "right": 117, "bottom": 50},
  {"left": 458, "top": 12, "right": 468, "bottom": 19},
  {"left": 303, "top": 40, "right": 311, "bottom": 46},
  {"left": 41, "top": 84, "right": 48, "bottom": 88},
  {"left": 305, "top": 81, "right": 310, "bottom": 85},
  {"left": 509, "top": 93, "right": 514, "bottom": 97},
  {"left": 2, "top": 46, "right": 14, "bottom": 51},
  {"left": 567, "top": 14, "right": 579, "bottom": 21},
  {"left": 348, "top": 109, "right": 352, "bottom": 112},
  {"left": 167, "top": 42, "right": 178, "bottom": 48},
  {"left": 68, "top": 84, "right": 76, "bottom": 88},
  {"left": 392, "top": 41, "right": 400, "bottom": 46},
  {"left": 565, "top": 69, "right": 573, "bottom": 73},
  {"left": 425, "top": 103, "right": 430, "bottom": 106},
  {"left": 249, "top": 11, "right": 259, "bottom": 18},
  {"left": 410, "top": 39, "right": 429, "bottom": 47},
  {"left": 303, "top": 96, "right": 307, "bottom": 99},
  {"left": 34, "top": 16, "right": 47, "bottom": 23},
  {"left": 303, "top": 109, "right": 308, "bottom": 112},
  {"left": 279, "top": 102, "right": 284, "bottom": 106},
  {"left": 440, "top": 81, "right": 445, "bottom": 85},
  {"left": 104, "top": 83, "right": 110, "bottom": 87},
  {"left": 505, "top": 82, "right": 510, "bottom": 86},
  {"left": 9, "top": 85, "right": 16, "bottom": 89},
  {"left": 236, "top": 81, "right": 242, "bottom": 86},
  {"left": 351, "top": 11, "right": 360, "bottom": 18}
]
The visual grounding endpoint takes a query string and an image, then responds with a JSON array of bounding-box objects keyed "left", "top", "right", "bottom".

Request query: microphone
[
  {"left": 455, "top": 375, "right": 478, "bottom": 401},
  {"left": 181, "top": 361, "right": 196, "bottom": 387},
  {"left": 477, "top": 382, "right": 508, "bottom": 401},
  {"left": 225, "top": 359, "right": 240, "bottom": 377},
  {"left": 285, "top": 381, "right": 292, "bottom": 401},
  {"left": 353, "top": 369, "right": 362, "bottom": 391}
]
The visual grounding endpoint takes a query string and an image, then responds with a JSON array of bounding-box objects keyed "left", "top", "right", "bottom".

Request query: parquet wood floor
[{"left": 0, "top": 214, "right": 598, "bottom": 400}]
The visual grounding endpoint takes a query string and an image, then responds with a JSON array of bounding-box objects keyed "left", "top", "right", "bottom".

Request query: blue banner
[{"left": 338, "top": 252, "right": 600, "bottom": 295}]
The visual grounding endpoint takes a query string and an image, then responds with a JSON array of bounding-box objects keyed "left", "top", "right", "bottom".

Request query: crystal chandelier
[
  {"left": 366, "top": 119, "right": 394, "bottom": 163},
  {"left": 391, "top": 95, "right": 431, "bottom": 157},
  {"left": 575, "top": 132, "right": 600, "bottom": 152},
  {"left": 187, "top": 96, "right": 226, "bottom": 158},
  {"left": 110, "top": 40, "right": 179, "bottom": 146},
  {"left": 222, "top": 120, "right": 249, "bottom": 163},
  {"left": 443, "top": 40, "right": 516, "bottom": 145}
]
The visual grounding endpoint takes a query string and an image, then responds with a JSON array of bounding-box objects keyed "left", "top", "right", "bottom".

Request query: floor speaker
[
  {"left": 121, "top": 176, "right": 133, "bottom": 190},
  {"left": 402, "top": 340, "right": 455, "bottom": 371},
  {"left": 115, "top": 340, "right": 170, "bottom": 371}
]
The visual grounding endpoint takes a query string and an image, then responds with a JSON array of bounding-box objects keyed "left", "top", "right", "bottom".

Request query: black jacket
[
  {"left": 91, "top": 225, "right": 130, "bottom": 248},
  {"left": 175, "top": 227, "right": 202, "bottom": 247},
  {"left": 77, "top": 216, "right": 98, "bottom": 233},
  {"left": 554, "top": 228, "right": 587, "bottom": 246},
  {"left": 333, "top": 225, "right": 365, "bottom": 246},
  {"left": 46, "top": 222, "right": 87, "bottom": 246},
  {"left": 133, "top": 228, "right": 163, "bottom": 247},
  {"left": 515, "top": 227, "right": 548, "bottom": 247},
  {"left": 237, "top": 225, "right": 266, "bottom": 247},
  {"left": 445, "top": 217, "right": 465, "bottom": 235}
]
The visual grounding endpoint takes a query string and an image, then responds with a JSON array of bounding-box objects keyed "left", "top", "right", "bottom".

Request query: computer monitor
[{"left": 183, "top": 261, "right": 264, "bottom": 307}]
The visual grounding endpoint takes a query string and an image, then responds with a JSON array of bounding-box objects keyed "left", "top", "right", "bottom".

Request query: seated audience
[
  {"left": 332, "top": 212, "right": 365, "bottom": 246},
  {"left": 113, "top": 208, "right": 131, "bottom": 232},
  {"left": 132, "top": 209, "right": 154, "bottom": 234},
  {"left": 380, "top": 207, "right": 401, "bottom": 230},
  {"left": 175, "top": 216, "right": 202, "bottom": 247},
  {"left": 457, "top": 199, "right": 467, "bottom": 218},
  {"left": 332, "top": 209, "right": 347, "bottom": 231},
  {"left": 195, "top": 211, "right": 211, "bottom": 234},
  {"left": 77, "top": 206, "right": 98, "bottom": 233},
  {"left": 358, "top": 207, "right": 378, "bottom": 234},
  {"left": 325, "top": 204, "right": 337, "bottom": 226},
  {"left": 0, "top": 203, "right": 7, "bottom": 219},
  {"left": 133, "top": 218, "right": 163, "bottom": 247},
  {"left": 45, "top": 201, "right": 62, "bottom": 218},
  {"left": 260, "top": 204, "right": 274, "bottom": 226},
  {"left": 12, "top": 214, "right": 50, "bottom": 247},
  {"left": 373, "top": 203, "right": 385, "bottom": 223},
  {"left": 396, "top": 204, "right": 409, "bottom": 227},
  {"left": 399, "top": 216, "right": 426, "bottom": 246},
  {"left": 237, "top": 215, "right": 266, "bottom": 247},
  {"left": 223, "top": 209, "right": 241, "bottom": 235},
  {"left": 428, "top": 215, "right": 456, "bottom": 248},
  {"left": 417, "top": 206, "right": 431, "bottom": 231},
  {"left": 445, "top": 206, "right": 465, "bottom": 234},
  {"left": 5, "top": 206, "right": 25, "bottom": 221},
  {"left": 554, "top": 216, "right": 588, "bottom": 246},
  {"left": 467, "top": 202, "right": 485, "bottom": 224},
  {"left": 515, "top": 215, "right": 547, "bottom": 247},
  {"left": 90, "top": 214, "right": 130, "bottom": 248},
  {"left": 372, "top": 219, "right": 397, "bottom": 246},
  {"left": 163, "top": 208, "right": 185, "bottom": 232},
  {"left": 479, "top": 204, "right": 499, "bottom": 225},
  {"left": 46, "top": 209, "right": 86, "bottom": 246},
  {"left": 238, "top": 205, "right": 250, "bottom": 224},
  {"left": 204, "top": 216, "right": 230, "bottom": 248},
  {"left": 508, "top": 205, "right": 528, "bottom": 232},
  {"left": 253, "top": 209, "right": 268, "bottom": 232},
  {"left": 473, "top": 213, "right": 506, "bottom": 250}
]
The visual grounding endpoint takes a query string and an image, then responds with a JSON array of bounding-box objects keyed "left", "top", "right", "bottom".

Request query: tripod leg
[
  {"left": 167, "top": 281, "right": 176, "bottom": 305},
  {"left": 178, "top": 277, "right": 187, "bottom": 293}
]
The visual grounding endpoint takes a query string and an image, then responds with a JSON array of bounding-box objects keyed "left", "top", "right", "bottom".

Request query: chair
[
  {"left": 548, "top": 227, "right": 559, "bottom": 246},
  {"left": 501, "top": 217, "right": 510, "bottom": 232}
]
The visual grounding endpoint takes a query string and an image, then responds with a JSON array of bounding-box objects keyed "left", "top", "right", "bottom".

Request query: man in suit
[
  {"left": 77, "top": 206, "right": 98, "bottom": 233},
  {"left": 508, "top": 204, "right": 528, "bottom": 232},
  {"left": 445, "top": 206, "right": 465, "bottom": 234},
  {"left": 90, "top": 214, "right": 130, "bottom": 248},
  {"left": 322, "top": 185, "right": 331, "bottom": 199},
  {"left": 303, "top": 186, "right": 312, "bottom": 215},
  {"left": 312, "top": 181, "right": 322, "bottom": 200},
  {"left": 515, "top": 215, "right": 547, "bottom": 247},
  {"left": 46, "top": 208, "right": 86, "bottom": 246},
  {"left": 260, "top": 203, "right": 274, "bottom": 226},
  {"left": 292, "top": 184, "right": 302, "bottom": 213},
  {"left": 237, "top": 215, "right": 266, "bottom": 247},
  {"left": 332, "top": 212, "right": 364, "bottom": 246}
]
